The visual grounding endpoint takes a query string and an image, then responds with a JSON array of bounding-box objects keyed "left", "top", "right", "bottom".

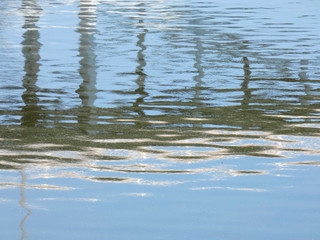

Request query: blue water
[{"left": 1, "top": 0, "right": 320, "bottom": 239}]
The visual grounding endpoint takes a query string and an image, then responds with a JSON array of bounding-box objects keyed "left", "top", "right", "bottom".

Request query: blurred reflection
[
  {"left": 19, "top": 2, "right": 42, "bottom": 233},
  {"left": 192, "top": 37, "right": 205, "bottom": 121},
  {"left": 21, "top": 0, "right": 42, "bottom": 127},
  {"left": 133, "top": 3, "right": 149, "bottom": 118},
  {"left": 76, "top": 0, "right": 98, "bottom": 133},
  {"left": 1, "top": 0, "right": 320, "bottom": 196},
  {"left": 241, "top": 56, "right": 252, "bottom": 109},
  {"left": 299, "top": 59, "right": 311, "bottom": 106}
]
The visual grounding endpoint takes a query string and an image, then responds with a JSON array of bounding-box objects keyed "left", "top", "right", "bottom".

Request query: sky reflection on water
[{"left": 1, "top": 0, "right": 320, "bottom": 239}]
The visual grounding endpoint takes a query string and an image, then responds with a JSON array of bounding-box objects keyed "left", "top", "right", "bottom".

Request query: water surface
[{"left": 1, "top": 0, "right": 320, "bottom": 239}]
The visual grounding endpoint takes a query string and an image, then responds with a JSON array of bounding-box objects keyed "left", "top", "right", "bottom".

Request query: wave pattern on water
[
  {"left": 1, "top": 2, "right": 320, "bottom": 240},
  {"left": 0, "top": 0, "right": 320, "bottom": 191}
]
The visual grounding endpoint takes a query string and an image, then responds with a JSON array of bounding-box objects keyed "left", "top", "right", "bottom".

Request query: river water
[{"left": 1, "top": 0, "right": 320, "bottom": 239}]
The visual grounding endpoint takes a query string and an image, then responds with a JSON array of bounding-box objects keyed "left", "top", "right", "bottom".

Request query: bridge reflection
[{"left": 0, "top": 0, "right": 319, "bottom": 195}]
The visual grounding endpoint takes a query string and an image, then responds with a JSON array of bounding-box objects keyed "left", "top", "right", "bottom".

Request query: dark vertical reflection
[
  {"left": 19, "top": 170, "right": 31, "bottom": 240},
  {"left": 241, "top": 56, "right": 252, "bottom": 109},
  {"left": 21, "top": 0, "right": 42, "bottom": 127},
  {"left": 133, "top": 3, "right": 148, "bottom": 119},
  {"left": 76, "top": 0, "right": 98, "bottom": 133},
  {"left": 299, "top": 59, "right": 310, "bottom": 106},
  {"left": 192, "top": 37, "right": 205, "bottom": 120},
  {"left": 187, "top": 18, "right": 206, "bottom": 123}
]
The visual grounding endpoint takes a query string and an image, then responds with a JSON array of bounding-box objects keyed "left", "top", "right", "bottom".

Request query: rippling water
[{"left": 1, "top": 0, "right": 320, "bottom": 239}]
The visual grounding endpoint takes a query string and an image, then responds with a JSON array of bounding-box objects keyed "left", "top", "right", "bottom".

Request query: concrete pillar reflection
[
  {"left": 21, "top": 0, "right": 42, "bottom": 127},
  {"left": 76, "top": 0, "right": 98, "bottom": 132}
]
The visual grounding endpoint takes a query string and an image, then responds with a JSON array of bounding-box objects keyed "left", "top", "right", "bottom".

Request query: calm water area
[{"left": 1, "top": 0, "right": 320, "bottom": 239}]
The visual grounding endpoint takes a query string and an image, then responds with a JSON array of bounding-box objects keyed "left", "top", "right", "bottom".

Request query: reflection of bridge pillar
[
  {"left": 299, "top": 59, "right": 311, "bottom": 106},
  {"left": 21, "top": 0, "right": 42, "bottom": 127},
  {"left": 241, "top": 56, "right": 251, "bottom": 109},
  {"left": 76, "top": 0, "right": 98, "bottom": 132},
  {"left": 133, "top": 4, "right": 148, "bottom": 118},
  {"left": 191, "top": 37, "right": 206, "bottom": 129},
  {"left": 19, "top": 1, "right": 41, "bottom": 236},
  {"left": 133, "top": 3, "right": 149, "bottom": 124},
  {"left": 192, "top": 37, "right": 205, "bottom": 119}
]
